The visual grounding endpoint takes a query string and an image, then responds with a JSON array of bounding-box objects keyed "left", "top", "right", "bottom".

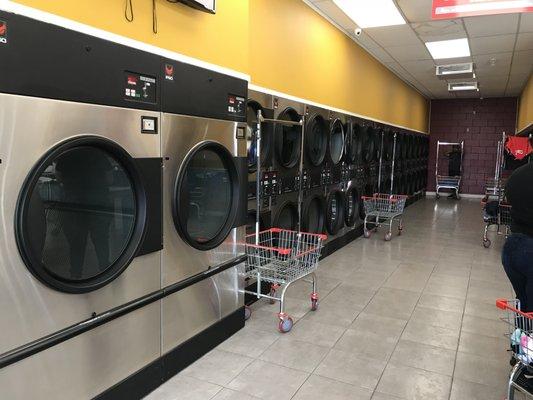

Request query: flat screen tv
[{"left": 180, "top": 0, "right": 216, "bottom": 13}]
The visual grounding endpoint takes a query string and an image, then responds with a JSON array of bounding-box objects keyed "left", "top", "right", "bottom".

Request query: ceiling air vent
[
  {"left": 448, "top": 81, "right": 479, "bottom": 92},
  {"left": 436, "top": 63, "right": 474, "bottom": 79}
]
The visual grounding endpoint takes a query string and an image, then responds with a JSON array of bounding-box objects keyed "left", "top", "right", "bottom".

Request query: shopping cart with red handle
[
  {"left": 362, "top": 193, "right": 408, "bottom": 241},
  {"left": 496, "top": 299, "right": 533, "bottom": 399},
  {"left": 243, "top": 228, "right": 327, "bottom": 333}
]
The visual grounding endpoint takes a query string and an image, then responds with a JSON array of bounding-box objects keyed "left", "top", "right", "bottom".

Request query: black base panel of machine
[
  {"left": 321, "top": 225, "right": 364, "bottom": 258},
  {"left": 244, "top": 280, "right": 271, "bottom": 305},
  {"left": 94, "top": 307, "right": 245, "bottom": 400}
]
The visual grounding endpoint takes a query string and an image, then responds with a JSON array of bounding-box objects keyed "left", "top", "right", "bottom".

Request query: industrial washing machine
[
  {"left": 160, "top": 60, "right": 248, "bottom": 357},
  {"left": 0, "top": 12, "right": 163, "bottom": 399},
  {"left": 269, "top": 97, "right": 304, "bottom": 230},
  {"left": 246, "top": 90, "right": 274, "bottom": 234},
  {"left": 300, "top": 105, "right": 328, "bottom": 234}
]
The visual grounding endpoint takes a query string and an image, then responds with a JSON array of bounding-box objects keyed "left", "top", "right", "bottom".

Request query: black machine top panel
[
  {"left": 0, "top": 11, "right": 161, "bottom": 111},
  {"left": 161, "top": 59, "right": 247, "bottom": 122}
]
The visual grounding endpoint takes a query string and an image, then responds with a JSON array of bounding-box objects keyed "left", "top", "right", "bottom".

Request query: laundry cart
[
  {"left": 482, "top": 200, "right": 512, "bottom": 248},
  {"left": 362, "top": 193, "right": 408, "bottom": 241},
  {"left": 435, "top": 140, "right": 464, "bottom": 199},
  {"left": 496, "top": 299, "right": 533, "bottom": 400}
]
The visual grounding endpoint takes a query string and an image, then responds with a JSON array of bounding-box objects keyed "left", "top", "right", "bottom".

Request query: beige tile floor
[{"left": 145, "top": 198, "right": 524, "bottom": 400}]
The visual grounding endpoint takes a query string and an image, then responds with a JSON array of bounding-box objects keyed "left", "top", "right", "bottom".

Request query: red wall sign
[{"left": 432, "top": 0, "right": 533, "bottom": 20}]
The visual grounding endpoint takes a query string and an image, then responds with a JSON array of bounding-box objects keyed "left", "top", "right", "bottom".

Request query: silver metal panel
[
  {"left": 161, "top": 113, "right": 245, "bottom": 353},
  {"left": 0, "top": 94, "right": 162, "bottom": 354},
  {"left": 0, "top": 94, "right": 162, "bottom": 398},
  {"left": 0, "top": 303, "right": 160, "bottom": 400}
]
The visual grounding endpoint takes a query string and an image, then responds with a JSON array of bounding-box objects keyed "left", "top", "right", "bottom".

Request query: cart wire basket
[
  {"left": 483, "top": 177, "right": 507, "bottom": 202},
  {"left": 481, "top": 200, "right": 512, "bottom": 248},
  {"left": 243, "top": 228, "right": 327, "bottom": 333},
  {"left": 496, "top": 299, "right": 533, "bottom": 400},
  {"left": 436, "top": 175, "right": 461, "bottom": 199},
  {"left": 362, "top": 193, "right": 408, "bottom": 241}
]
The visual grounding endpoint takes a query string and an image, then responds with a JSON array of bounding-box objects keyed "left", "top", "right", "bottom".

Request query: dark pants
[{"left": 502, "top": 233, "right": 533, "bottom": 312}]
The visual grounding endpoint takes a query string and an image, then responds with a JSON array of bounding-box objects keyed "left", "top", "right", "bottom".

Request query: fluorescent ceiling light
[
  {"left": 426, "top": 38, "right": 470, "bottom": 60},
  {"left": 333, "top": 0, "right": 406, "bottom": 28},
  {"left": 448, "top": 81, "right": 479, "bottom": 91}
]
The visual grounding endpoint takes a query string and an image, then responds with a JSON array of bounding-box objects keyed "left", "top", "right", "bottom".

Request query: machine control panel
[
  {"left": 281, "top": 174, "right": 299, "bottom": 194},
  {"left": 227, "top": 94, "right": 245, "bottom": 117},
  {"left": 302, "top": 170, "right": 311, "bottom": 190},
  {"left": 321, "top": 165, "right": 331, "bottom": 186},
  {"left": 124, "top": 72, "right": 157, "bottom": 104}
]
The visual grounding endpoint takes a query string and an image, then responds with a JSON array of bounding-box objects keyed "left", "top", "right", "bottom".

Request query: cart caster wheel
[
  {"left": 398, "top": 227, "right": 403, "bottom": 236},
  {"left": 436, "top": 194, "right": 440, "bottom": 199},
  {"left": 244, "top": 305, "right": 252, "bottom": 321},
  {"left": 385, "top": 232, "right": 392, "bottom": 241},
  {"left": 483, "top": 239, "right": 491, "bottom": 248},
  {"left": 278, "top": 315, "right": 294, "bottom": 333},
  {"left": 364, "top": 229, "right": 371, "bottom": 238},
  {"left": 310, "top": 293, "right": 319, "bottom": 311}
]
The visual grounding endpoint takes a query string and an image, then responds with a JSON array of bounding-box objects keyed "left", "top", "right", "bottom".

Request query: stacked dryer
[
  {"left": 323, "top": 111, "right": 347, "bottom": 248},
  {"left": 301, "top": 106, "right": 329, "bottom": 235},
  {"left": 269, "top": 97, "right": 304, "bottom": 231}
]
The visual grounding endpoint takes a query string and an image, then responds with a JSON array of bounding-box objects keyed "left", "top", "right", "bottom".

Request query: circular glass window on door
[
  {"left": 273, "top": 202, "right": 298, "bottom": 231},
  {"left": 329, "top": 119, "right": 345, "bottom": 165},
  {"left": 174, "top": 142, "right": 238, "bottom": 251},
  {"left": 326, "top": 191, "right": 345, "bottom": 235},
  {"left": 345, "top": 187, "right": 359, "bottom": 227},
  {"left": 305, "top": 114, "right": 328, "bottom": 166},
  {"left": 275, "top": 107, "right": 301, "bottom": 169},
  {"left": 16, "top": 137, "right": 145, "bottom": 293}
]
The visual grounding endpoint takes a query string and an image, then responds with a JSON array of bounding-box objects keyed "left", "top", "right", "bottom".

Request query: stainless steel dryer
[
  {"left": 160, "top": 60, "right": 248, "bottom": 356},
  {"left": 0, "top": 11, "right": 162, "bottom": 399},
  {"left": 270, "top": 97, "right": 304, "bottom": 230}
]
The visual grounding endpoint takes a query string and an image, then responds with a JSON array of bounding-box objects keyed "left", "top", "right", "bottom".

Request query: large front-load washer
[
  {"left": 0, "top": 12, "right": 163, "bottom": 399},
  {"left": 270, "top": 97, "right": 304, "bottom": 230},
  {"left": 304, "top": 105, "right": 329, "bottom": 188},
  {"left": 160, "top": 60, "right": 248, "bottom": 355}
]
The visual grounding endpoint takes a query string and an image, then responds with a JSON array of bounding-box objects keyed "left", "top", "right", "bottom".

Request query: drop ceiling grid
[{"left": 307, "top": 0, "right": 533, "bottom": 99}]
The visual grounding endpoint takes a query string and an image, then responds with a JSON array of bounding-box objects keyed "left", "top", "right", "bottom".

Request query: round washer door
[
  {"left": 273, "top": 201, "right": 298, "bottom": 231},
  {"left": 329, "top": 118, "right": 345, "bottom": 165},
  {"left": 344, "top": 187, "right": 360, "bottom": 227},
  {"left": 173, "top": 141, "right": 240, "bottom": 251},
  {"left": 275, "top": 107, "right": 302, "bottom": 169},
  {"left": 302, "top": 194, "right": 326, "bottom": 234},
  {"left": 246, "top": 100, "right": 272, "bottom": 173},
  {"left": 305, "top": 114, "right": 328, "bottom": 166},
  {"left": 16, "top": 136, "right": 146, "bottom": 293},
  {"left": 326, "top": 190, "right": 345, "bottom": 235}
]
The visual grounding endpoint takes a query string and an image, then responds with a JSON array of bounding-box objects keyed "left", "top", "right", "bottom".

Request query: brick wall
[{"left": 428, "top": 97, "right": 517, "bottom": 195}]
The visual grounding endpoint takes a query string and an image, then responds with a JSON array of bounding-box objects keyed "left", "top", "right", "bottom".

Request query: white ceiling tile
[
  {"left": 398, "top": 59, "right": 436, "bottom": 75},
  {"left": 519, "top": 12, "right": 533, "bottom": 33},
  {"left": 367, "top": 47, "right": 395, "bottom": 63},
  {"left": 433, "top": 56, "right": 473, "bottom": 66},
  {"left": 513, "top": 49, "right": 533, "bottom": 64},
  {"left": 464, "top": 14, "right": 520, "bottom": 37},
  {"left": 411, "top": 20, "right": 466, "bottom": 41},
  {"left": 508, "top": 72, "right": 530, "bottom": 86},
  {"left": 509, "top": 60, "right": 532, "bottom": 76},
  {"left": 516, "top": 32, "right": 533, "bottom": 51},
  {"left": 352, "top": 31, "right": 380, "bottom": 49},
  {"left": 470, "top": 34, "right": 516, "bottom": 56},
  {"left": 365, "top": 25, "right": 420, "bottom": 47},
  {"left": 396, "top": 0, "right": 433, "bottom": 23},
  {"left": 313, "top": 1, "right": 357, "bottom": 30},
  {"left": 473, "top": 52, "right": 513, "bottom": 71},
  {"left": 385, "top": 43, "right": 432, "bottom": 61}
]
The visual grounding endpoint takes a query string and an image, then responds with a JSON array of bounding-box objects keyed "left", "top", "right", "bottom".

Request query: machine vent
[{"left": 436, "top": 63, "right": 474, "bottom": 79}]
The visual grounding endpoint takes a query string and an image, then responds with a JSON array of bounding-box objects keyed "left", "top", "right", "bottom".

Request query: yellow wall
[
  {"left": 11, "top": 0, "right": 428, "bottom": 132},
  {"left": 249, "top": 0, "right": 428, "bottom": 132},
  {"left": 518, "top": 73, "right": 533, "bottom": 133}
]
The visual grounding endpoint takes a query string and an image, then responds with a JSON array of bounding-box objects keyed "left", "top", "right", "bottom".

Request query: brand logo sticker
[
  {"left": 0, "top": 21, "right": 7, "bottom": 44},
  {"left": 165, "top": 64, "right": 174, "bottom": 81}
]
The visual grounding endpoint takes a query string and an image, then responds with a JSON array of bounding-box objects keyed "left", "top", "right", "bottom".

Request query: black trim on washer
[
  {"left": 305, "top": 113, "right": 328, "bottom": 167},
  {"left": 246, "top": 100, "right": 273, "bottom": 171},
  {"left": 329, "top": 118, "right": 345, "bottom": 165},
  {"left": 0, "top": 254, "right": 246, "bottom": 370},
  {"left": 15, "top": 136, "right": 149, "bottom": 294},
  {"left": 344, "top": 186, "right": 359, "bottom": 227},
  {"left": 172, "top": 141, "right": 241, "bottom": 251},
  {"left": 95, "top": 307, "right": 244, "bottom": 400},
  {"left": 272, "top": 200, "right": 299, "bottom": 230},
  {"left": 325, "top": 189, "right": 345, "bottom": 235},
  {"left": 274, "top": 107, "right": 302, "bottom": 169},
  {"left": 301, "top": 193, "right": 326, "bottom": 234}
]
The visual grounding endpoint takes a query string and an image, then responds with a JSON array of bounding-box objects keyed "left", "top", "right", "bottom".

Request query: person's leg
[{"left": 502, "top": 235, "right": 528, "bottom": 310}]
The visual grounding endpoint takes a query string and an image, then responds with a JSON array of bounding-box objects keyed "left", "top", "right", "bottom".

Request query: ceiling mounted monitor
[{"left": 179, "top": 0, "right": 216, "bottom": 14}]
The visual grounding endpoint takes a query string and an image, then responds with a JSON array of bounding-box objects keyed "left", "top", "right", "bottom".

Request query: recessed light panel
[
  {"left": 448, "top": 81, "right": 479, "bottom": 91},
  {"left": 333, "top": 0, "right": 406, "bottom": 28},
  {"left": 425, "top": 38, "right": 470, "bottom": 60}
]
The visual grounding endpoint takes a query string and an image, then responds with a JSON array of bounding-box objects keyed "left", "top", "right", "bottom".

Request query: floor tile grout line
[{"left": 447, "top": 257, "right": 474, "bottom": 400}]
